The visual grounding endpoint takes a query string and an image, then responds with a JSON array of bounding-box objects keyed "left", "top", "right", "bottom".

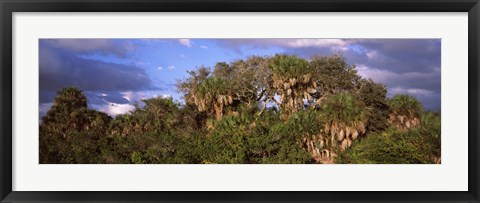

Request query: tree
[
  {"left": 303, "top": 93, "right": 368, "bottom": 163},
  {"left": 309, "top": 54, "right": 360, "bottom": 106},
  {"left": 387, "top": 94, "right": 422, "bottom": 130},
  {"left": 40, "top": 87, "right": 111, "bottom": 164},
  {"left": 178, "top": 68, "right": 236, "bottom": 120},
  {"left": 103, "top": 96, "right": 204, "bottom": 164},
  {"left": 213, "top": 57, "right": 267, "bottom": 109},
  {"left": 356, "top": 78, "right": 389, "bottom": 132},
  {"left": 267, "top": 55, "right": 317, "bottom": 119},
  {"left": 39, "top": 54, "right": 440, "bottom": 165}
]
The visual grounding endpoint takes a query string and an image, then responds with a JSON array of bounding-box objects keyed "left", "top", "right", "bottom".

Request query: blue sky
[{"left": 39, "top": 39, "right": 441, "bottom": 118}]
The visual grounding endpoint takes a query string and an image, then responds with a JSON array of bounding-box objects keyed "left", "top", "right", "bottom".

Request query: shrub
[{"left": 337, "top": 112, "right": 441, "bottom": 164}]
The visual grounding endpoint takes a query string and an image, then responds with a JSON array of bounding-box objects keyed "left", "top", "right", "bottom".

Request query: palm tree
[
  {"left": 178, "top": 67, "right": 236, "bottom": 120},
  {"left": 387, "top": 94, "right": 422, "bottom": 130},
  {"left": 191, "top": 77, "right": 234, "bottom": 120},
  {"left": 303, "top": 93, "right": 368, "bottom": 163},
  {"left": 269, "top": 55, "right": 317, "bottom": 120},
  {"left": 41, "top": 87, "right": 89, "bottom": 137},
  {"left": 53, "top": 87, "right": 88, "bottom": 110}
]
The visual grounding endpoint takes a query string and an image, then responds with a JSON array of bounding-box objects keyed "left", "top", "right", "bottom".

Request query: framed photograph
[{"left": 1, "top": 0, "right": 479, "bottom": 202}]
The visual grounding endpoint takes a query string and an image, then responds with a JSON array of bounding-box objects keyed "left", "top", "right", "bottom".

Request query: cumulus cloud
[
  {"left": 121, "top": 91, "right": 148, "bottom": 103},
  {"left": 93, "top": 90, "right": 176, "bottom": 116},
  {"left": 92, "top": 102, "right": 136, "bottom": 117},
  {"left": 178, "top": 39, "right": 192, "bottom": 47},
  {"left": 158, "top": 66, "right": 163, "bottom": 70},
  {"left": 167, "top": 65, "right": 176, "bottom": 70},
  {"left": 86, "top": 91, "right": 131, "bottom": 105},
  {"left": 121, "top": 90, "right": 169, "bottom": 103},
  {"left": 161, "top": 94, "right": 172, "bottom": 98}
]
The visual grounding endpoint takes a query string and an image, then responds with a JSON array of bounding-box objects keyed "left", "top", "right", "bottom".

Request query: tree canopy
[{"left": 40, "top": 54, "right": 440, "bottom": 164}]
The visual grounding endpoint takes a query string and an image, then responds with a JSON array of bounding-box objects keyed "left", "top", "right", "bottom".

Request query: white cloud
[
  {"left": 161, "top": 94, "right": 172, "bottom": 98},
  {"left": 90, "top": 101, "right": 135, "bottom": 117},
  {"left": 100, "top": 93, "right": 108, "bottom": 97},
  {"left": 356, "top": 64, "right": 439, "bottom": 86},
  {"left": 366, "top": 50, "right": 379, "bottom": 59},
  {"left": 355, "top": 64, "right": 397, "bottom": 83},
  {"left": 168, "top": 65, "right": 176, "bottom": 70},
  {"left": 122, "top": 91, "right": 146, "bottom": 102},
  {"left": 102, "top": 103, "right": 135, "bottom": 116},
  {"left": 200, "top": 45, "right": 208, "bottom": 49},
  {"left": 158, "top": 66, "right": 163, "bottom": 70},
  {"left": 389, "top": 87, "right": 434, "bottom": 96},
  {"left": 283, "top": 39, "right": 347, "bottom": 48},
  {"left": 179, "top": 54, "right": 186, "bottom": 58},
  {"left": 178, "top": 39, "right": 192, "bottom": 47},
  {"left": 121, "top": 90, "right": 168, "bottom": 103}
]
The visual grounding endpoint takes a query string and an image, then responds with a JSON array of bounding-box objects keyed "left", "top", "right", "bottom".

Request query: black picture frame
[{"left": 1, "top": 0, "right": 479, "bottom": 202}]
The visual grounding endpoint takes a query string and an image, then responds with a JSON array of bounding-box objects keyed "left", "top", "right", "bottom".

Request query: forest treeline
[{"left": 40, "top": 54, "right": 441, "bottom": 164}]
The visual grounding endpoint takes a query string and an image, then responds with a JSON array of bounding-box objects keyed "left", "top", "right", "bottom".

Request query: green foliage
[
  {"left": 309, "top": 54, "right": 360, "bottom": 100},
  {"left": 53, "top": 87, "right": 87, "bottom": 110},
  {"left": 320, "top": 93, "right": 367, "bottom": 125},
  {"left": 198, "top": 77, "right": 229, "bottom": 96},
  {"left": 200, "top": 108, "right": 312, "bottom": 164},
  {"left": 357, "top": 79, "right": 389, "bottom": 132},
  {"left": 40, "top": 54, "right": 440, "bottom": 164},
  {"left": 40, "top": 87, "right": 111, "bottom": 164},
  {"left": 269, "top": 54, "right": 311, "bottom": 78},
  {"left": 336, "top": 129, "right": 424, "bottom": 164},
  {"left": 388, "top": 94, "right": 423, "bottom": 117},
  {"left": 387, "top": 94, "right": 423, "bottom": 130},
  {"left": 336, "top": 112, "right": 441, "bottom": 164}
]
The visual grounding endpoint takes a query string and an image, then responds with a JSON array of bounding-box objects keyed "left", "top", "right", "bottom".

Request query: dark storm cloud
[
  {"left": 39, "top": 91, "right": 57, "bottom": 103},
  {"left": 40, "top": 42, "right": 151, "bottom": 93},
  {"left": 42, "top": 39, "right": 135, "bottom": 58},
  {"left": 39, "top": 40, "right": 152, "bottom": 113},
  {"left": 355, "top": 66, "right": 441, "bottom": 94},
  {"left": 347, "top": 39, "right": 441, "bottom": 74}
]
